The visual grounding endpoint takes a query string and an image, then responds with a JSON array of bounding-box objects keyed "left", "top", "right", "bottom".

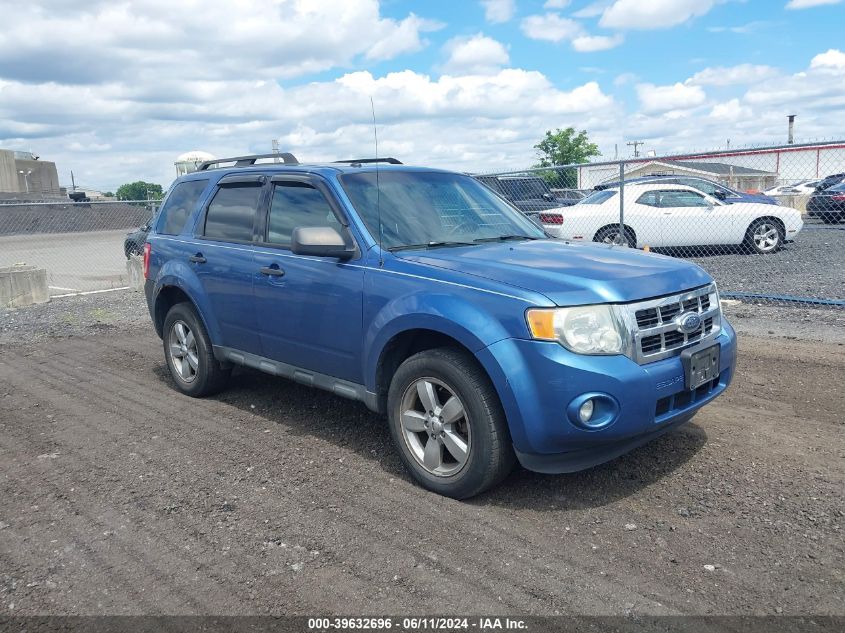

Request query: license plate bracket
[{"left": 681, "top": 343, "right": 720, "bottom": 391}]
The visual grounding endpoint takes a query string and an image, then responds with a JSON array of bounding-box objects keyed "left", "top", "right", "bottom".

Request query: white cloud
[
  {"left": 786, "top": 0, "right": 843, "bottom": 9},
  {"left": 688, "top": 64, "right": 779, "bottom": 86},
  {"left": 708, "top": 98, "right": 752, "bottom": 121},
  {"left": 600, "top": 0, "right": 718, "bottom": 30},
  {"left": 573, "top": 1, "right": 614, "bottom": 18},
  {"left": 480, "top": 0, "right": 516, "bottom": 23},
  {"left": 810, "top": 48, "right": 845, "bottom": 69},
  {"left": 636, "top": 82, "right": 707, "bottom": 113},
  {"left": 520, "top": 13, "right": 583, "bottom": 42},
  {"left": 442, "top": 34, "right": 510, "bottom": 74},
  {"left": 0, "top": 1, "right": 444, "bottom": 84},
  {"left": 572, "top": 34, "right": 625, "bottom": 52},
  {"left": 543, "top": 0, "right": 571, "bottom": 8}
]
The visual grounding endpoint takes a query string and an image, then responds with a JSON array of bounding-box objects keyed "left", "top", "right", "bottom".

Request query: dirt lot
[{"left": 0, "top": 319, "right": 842, "bottom": 616}]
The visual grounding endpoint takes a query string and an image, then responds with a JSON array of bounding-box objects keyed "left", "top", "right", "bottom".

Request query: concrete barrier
[
  {"left": 127, "top": 254, "right": 144, "bottom": 292},
  {"left": 0, "top": 264, "right": 49, "bottom": 307}
]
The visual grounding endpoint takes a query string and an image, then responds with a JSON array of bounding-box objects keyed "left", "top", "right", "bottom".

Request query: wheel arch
[
  {"left": 594, "top": 223, "right": 637, "bottom": 246},
  {"left": 151, "top": 282, "right": 217, "bottom": 343}
]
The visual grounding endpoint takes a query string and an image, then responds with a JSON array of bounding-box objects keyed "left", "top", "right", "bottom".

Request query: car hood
[{"left": 396, "top": 240, "right": 712, "bottom": 306}]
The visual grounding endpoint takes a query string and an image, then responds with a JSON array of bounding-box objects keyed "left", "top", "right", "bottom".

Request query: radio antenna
[{"left": 370, "top": 97, "right": 384, "bottom": 267}]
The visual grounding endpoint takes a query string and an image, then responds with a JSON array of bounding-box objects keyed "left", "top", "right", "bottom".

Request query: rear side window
[
  {"left": 156, "top": 179, "right": 208, "bottom": 235},
  {"left": 203, "top": 185, "right": 262, "bottom": 242},
  {"left": 636, "top": 191, "right": 659, "bottom": 207},
  {"left": 266, "top": 181, "right": 340, "bottom": 246},
  {"left": 581, "top": 190, "right": 616, "bottom": 205}
]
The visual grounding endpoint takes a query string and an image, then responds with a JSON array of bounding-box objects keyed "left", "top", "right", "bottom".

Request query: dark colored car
[
  {"left": 807, "top": 182, "right": 845, "bottom": 223},
  {"left": 595, "top": 175, "right": 778, "bottom": 205},
  {"left": 475, "top": 175, "right": 572, "bottom": 218},
  {"left": 124, "top": 220, "right": 152, "bottom": 258},
  {"left": 813, "top": 173, "right": 845, "bottom": 192}
]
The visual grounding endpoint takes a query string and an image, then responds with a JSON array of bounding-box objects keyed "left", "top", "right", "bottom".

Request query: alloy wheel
[
  {"left": 168, "top": 320, "right": 199, "bottom": 383},
  {"left": 399, "top": 377, "right": 471, "bottom": 477},
  {"left": 753, "top": 222, "right": 780, "bottom": 252}
]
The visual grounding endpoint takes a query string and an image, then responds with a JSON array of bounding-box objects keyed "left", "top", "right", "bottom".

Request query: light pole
[{"left": 18, "top": 169, "right": 32, "bottom": 194}]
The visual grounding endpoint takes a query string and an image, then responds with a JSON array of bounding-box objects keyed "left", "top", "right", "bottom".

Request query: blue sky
[{"left": 1, "top": 0, "right": 844, "bottom": 191}]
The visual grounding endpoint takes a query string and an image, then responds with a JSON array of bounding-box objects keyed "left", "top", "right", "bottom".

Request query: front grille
[{"left": 626, "top": 284, "right": 721, "bottom": 364}]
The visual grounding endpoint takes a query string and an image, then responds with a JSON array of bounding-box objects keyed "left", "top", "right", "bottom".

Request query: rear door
[
  {"left": 252, "top": 174, "right": 364, "bottom": 383},
  {"left": 192, "top": 174, "right": 265, "bottom": 354}
]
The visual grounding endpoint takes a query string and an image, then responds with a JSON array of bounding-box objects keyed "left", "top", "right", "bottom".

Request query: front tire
[
  {"left": 162, "top": 302, "right": 231, "bottom": 397},
  {"left": 387, "top": 348, "right": 515, "bottom": 499},
  {"left": 745, "top": 218, "right": 784, "bottom": 254}
]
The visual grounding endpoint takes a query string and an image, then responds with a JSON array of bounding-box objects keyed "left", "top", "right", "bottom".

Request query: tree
[
  {"left": 534, "top": 127, "right": 600, "bottom": 167},
  {"left": 116, "top": 181, "right": 164, "bottom": 201},
  {"left": 533, "top": 128, "right": 600, "bottom": 188}
]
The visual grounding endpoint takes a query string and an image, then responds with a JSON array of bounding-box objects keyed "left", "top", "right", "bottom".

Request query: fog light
[{"left": 578, "top": 399, "right": 595, "bottom": 423}]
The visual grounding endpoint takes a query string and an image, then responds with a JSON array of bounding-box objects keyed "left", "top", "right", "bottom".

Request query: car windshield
[
  {"left": 340, "top": 171, "right": 546, "bottom": 250},
  {"left": 580, "top": 190, "right": 617, "bottom": 205}
]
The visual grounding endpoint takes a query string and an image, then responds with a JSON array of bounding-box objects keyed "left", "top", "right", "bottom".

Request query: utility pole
[{"left": 627, "top": 140, "right": 644, "bottom": 158}]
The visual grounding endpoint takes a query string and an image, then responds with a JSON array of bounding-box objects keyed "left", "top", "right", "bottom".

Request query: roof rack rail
[
  {"left": 198, "top": 152, "right": 299, "bottom": 171},
  {"left": 333, "top": 157, "right": 403, "bottom": 165}
]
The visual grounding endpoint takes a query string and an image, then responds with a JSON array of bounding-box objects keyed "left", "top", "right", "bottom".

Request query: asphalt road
[
  {"left": 0, "top": 230, "right": 129, "bottom": 295},
  {"left": 0, "top": 325, "right": 842, "bottom": 616}
]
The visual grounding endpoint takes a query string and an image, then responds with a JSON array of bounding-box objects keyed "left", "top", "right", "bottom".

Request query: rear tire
[
  {"left": 594, "top": 225, "right": 636, "bottom": 248},
  {"left": 745, "top": 218, "right": 784, "bottom": 254},
  {"left": 162, "top": 302, "right": 231, "bottom": 397},
  {"left": 387, "top": 348, "right": 515, "bottom": 499}
]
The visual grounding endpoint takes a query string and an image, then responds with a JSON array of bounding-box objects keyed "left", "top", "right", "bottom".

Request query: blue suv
[{"left": 143, "top": 153, "right": 737, "bottom": 498}]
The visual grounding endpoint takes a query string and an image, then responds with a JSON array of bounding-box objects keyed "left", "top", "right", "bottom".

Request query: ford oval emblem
[{"left": 678, "top": 312, "right": 702, "bottom": 334}]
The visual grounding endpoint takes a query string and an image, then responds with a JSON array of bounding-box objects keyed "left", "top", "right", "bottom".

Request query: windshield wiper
[
  {"left": 388, "top": 240, "right": 478, "bottom": 252},
  {"left": 473, "top": 235, "right": 541, "bottom": 243}
]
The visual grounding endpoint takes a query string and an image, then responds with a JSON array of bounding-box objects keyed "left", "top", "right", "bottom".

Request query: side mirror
[
  {"left": 542, "top": 192, "right": 555, "bottom": 202},
  {"left": 291, "top": 226, "right": 354, "bottom": 259},
  {"left": 713, "top": 191, "right": 727, "bottom": 201}
]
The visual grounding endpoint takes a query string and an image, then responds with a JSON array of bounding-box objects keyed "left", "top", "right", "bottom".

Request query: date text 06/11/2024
[{"left": 307, "top": 617, "right": 528, "bottom": 630}]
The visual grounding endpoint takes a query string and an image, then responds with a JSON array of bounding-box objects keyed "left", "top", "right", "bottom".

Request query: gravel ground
[
  {"left": 0, "top": 291, "right": 843, "bottom": 617},
  {"left": 684, "top": 225, "right": 845, "bottom": 302}
]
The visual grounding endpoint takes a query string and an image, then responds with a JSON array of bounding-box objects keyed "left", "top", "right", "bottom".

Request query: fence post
[{"left": 618, "top": 160, "right": 625, "bottom": 245}]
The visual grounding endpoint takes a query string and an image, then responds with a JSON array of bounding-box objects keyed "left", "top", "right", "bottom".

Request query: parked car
[
  {"left": 474, "top": 175, "right": 573, "bottom": 218},
  {"left": 806, "top": 182, "right": 845, "bottom": 223},
  {"left": 143, "top": 154, "right": 736, "bottom": 498},
  {"left": 124, "top": 219, "right": 152, "bottom": 259},
  {"left": 813, "top": 172, "right": 845, "bottom": 192},
  {"left": 541, "top": 184, "right": 802, "bottom": 254},
  {"left": 763, "top": 180, "right": 820, "bottom": 197},
  {"left": 550, "top": 188, "right": 587, "bottom": 206},
  {"left": 595, "top": 175, "right": 778, "bottom": 205}
]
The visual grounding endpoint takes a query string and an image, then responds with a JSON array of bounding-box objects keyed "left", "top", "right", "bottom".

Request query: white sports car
[{"left": 539, "top": 184, "right": 803, "bottom": 254}]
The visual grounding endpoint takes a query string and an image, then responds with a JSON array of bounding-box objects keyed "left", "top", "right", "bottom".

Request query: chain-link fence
[
  {"left": 0, "top": 199, "right": 157, "bottom": 296},
  {"left": 477, "top": 141, "right": 845, "bottom": 309},
  {"left": 2, "top": 140, "right": 844, "bottom": 310}
]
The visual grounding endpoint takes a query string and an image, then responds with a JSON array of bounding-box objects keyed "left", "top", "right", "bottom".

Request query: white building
[
  {"left": 175, "top": 150, "right": 215, "bottom": 177},
  {"left": 577, "top": 141, "right": 845, "bottom": 191}
]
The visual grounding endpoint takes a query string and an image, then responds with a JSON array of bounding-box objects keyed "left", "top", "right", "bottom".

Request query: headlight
[{"left": 526, "top": 304, "right": 631, "bottom": 355}]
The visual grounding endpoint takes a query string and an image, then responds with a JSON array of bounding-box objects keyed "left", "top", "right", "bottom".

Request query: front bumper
[{"left": 477, "top": 320, "right": 737, "bottom": 473}]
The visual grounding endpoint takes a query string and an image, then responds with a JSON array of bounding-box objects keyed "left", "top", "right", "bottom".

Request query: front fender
[
  {"left": 363, "top": 291, "right": 514, "bottom": 393},
  {"left": 152, "top": 260, "right": 221, "bottom": 344}
]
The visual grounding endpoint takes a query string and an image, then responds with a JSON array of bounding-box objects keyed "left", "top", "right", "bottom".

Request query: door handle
[
  {"left": 189, "top": 253, "right": 207, "bottom": 263},
  {"left": 259, "top": 265, "right": 285, "bottom": 277}
]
